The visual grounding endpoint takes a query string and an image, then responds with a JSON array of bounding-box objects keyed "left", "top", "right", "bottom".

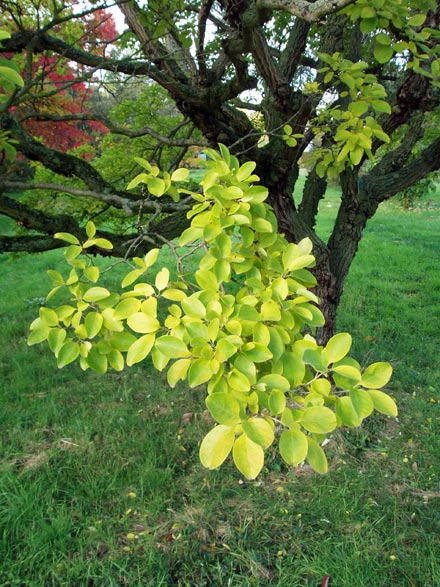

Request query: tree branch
[
  {"left": 16, "top": 111, "right": 209, "bottom": 146},
  {"left": 1, "top": 180, "right": 191, "bottom": 215},
  {"left": 256, "top": 0, "right": 356, "bottom": 21},
  {"left": 2, "top": 30, "right": 187, "bottom": 96},
  {"left": 115, "top": 0, "right": 189, "bottom": 83},
  {"left": 279, "top": 19, "right": 311, "bottom": 82},
  {"left": 197, "top": 0, "right": 215, "bottom": 82},
  {"left": 1, "top": 180, "right": 136, "bottom": 214},
  {"left": 252, "top": 29, "right": 289, "bottom": 103},
  {"left": 0, "top": 235, "right": 65, "bottom": 254},
  {"left": 0, "top": 192, "right": 190, "bottom": 257},
  {"left": 363, "top": 135, "right": 440, "bottom": 202}
]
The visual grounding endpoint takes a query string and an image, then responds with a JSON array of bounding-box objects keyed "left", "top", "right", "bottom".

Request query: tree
[
  {"left": 1, "top": 0, "right": 440, "bottom": 341},
  {"left": 1, "top": 2, "right": 116, "bottom": 154}
]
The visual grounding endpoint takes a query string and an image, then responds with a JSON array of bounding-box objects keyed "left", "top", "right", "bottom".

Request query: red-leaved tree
[{"left": 2, "top": 2, "right": 116, "bottom": 153}]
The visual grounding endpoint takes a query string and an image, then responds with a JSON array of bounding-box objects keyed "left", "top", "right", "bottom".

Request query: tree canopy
[{"left": 1, "top": 0, "right": 440, "bottom": 338}]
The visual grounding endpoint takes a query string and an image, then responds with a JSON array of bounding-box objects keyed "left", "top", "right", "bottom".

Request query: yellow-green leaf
[
  {"left": 162, "top": 288, "right": 186, "bottom": 301},
  {"left": 206, "top": 393, "right": 241, "bottom": 425},
  {"left": 349, "top": 146, "right": 364, "bottom": 166},
  {"left": 374, "top": 43, "right": 393, "bottom": 63},
  {"left": 181, "top": 294, "right": 206, "bottom": 319},
  {"left": 179, "top": 226, "right": 203, "bottom": 246},
  {"left": 83, "top": 266, "right": 100, "bottom": 283},
  {"left": 155, "top": 335, "right": 190, "bottom": 359},
  {"left": 336, "top": 396, "right": 362, "bottom": 427},
  {"left": 279, "top": 429, "right": 308, "bottom": 466},
  {"left": 85, "top": 221, "right": 96, "bottom": 238},
  {"left": 361, "top": 362, "right": 393, "bottom": 389},
  {"left": 86, "top": 347, "right": 108, "bottom": 374},
  {"left": 85, "top": 311, "right": 103, "bottom": 338},
  {"left": 83, "top": 287, "right": 111, "bottom": 302},
  {"left": 199, "top": 425, "right": 235, "bottom": 470},
  {"left": 301, "top": 406, "right": 337, "bottom": 434},
  {"left": 47, "top": 328, "right": 66, "bottom": 354},
  {"left": 324, "top": 332, "right": 352, "bottom": 364},
  {"left": 368, "top": 389, "right": 398, "bottom": 417},
  {"left": 241, "top": 185, "right": 269, "bottom": 203},
  {"left": 113, "top": 298, "right": 141, "bottom": 320},
  {"left": 351, "top": 388, "right": 374, "bottom": 419},
  {"left": 108, "top": 349, "right": 124, "bottom": 371},
  {"left": 306, "top": 437, "right": 328, "bottom": 474},
  {"left": 127, "top": 173, "right": 149, "bottom": 190},
  {"left": 260, "top": 300, "right": 281, "bottom": 321},
  {"left": 215, "top": 338, "right": 239, "bottom": 362},
  {"left": 371, "top": 100, "right": 391, "bottom": 114},
  {"left": 241, "top": 343, "right": 272, "bottom": 363},
  {"left": 54, "top": 232, "right": 80, "bottom": 245},
  {"left": 147, "top": 176, "right": 166, "bottom": 196},
  {"left": 57, "top": 340, "right": 80, "bottom": 368},
  {"left": 94, "top": 238, "right": 114, "bottom": 250},
  {"left": 228, "top": 369, "right": 251, "bottom": 392},
  {"left": 27, "top": 323, "right": 50, "bottom": 345},
  {"left": 39, "top": 307, "right": 59, "bottom": 327},
  {"left": 126, "top": 333, "right": 155, "bottom": 366},
  {"left": 47, "top": 270, "right": 64, "bottom": 286},
  {"left": 268, "top": 389, "right": 286, "bottom": 415},
  {"left": 155, "top": 268, "right": 170, "bottom": 291},
  {"left": 121, "top": 269, "right": 143, "bottom": 288},
  {"left": 102, "top": 308, "right": 123, "bottom": 332},
  {"left": 242, "top": 417, "right": 274, "bottom": 449},
  {"left": 233, "top": 434, "right": 264, "bottom": 479},
  {"left": 0, "top": 65, "right": 24, "bottom": 87},
  {"left": 144, "top": 248, "right": 160, "bottom": 268},
  {"left": 332, "top": 363, "right": 362, "bottom": 383},
  {"left": 127, "top": 312, "right": 160, "bottom": 334},
  {"left": 65, "top": 245, "right": 82, "bottom": 261},
  {"left": 236, "top": 161, "right": 257, "bottom": 182},
  {"left": 55, "top": 305, "right": 75, "bottom": 321},
  {"left": 195, "top": 269, "right": 218, "bottom": 292},
  {"left": 167, "top": 358, "right": 191, "bottom": 387},
  {"left": 188, "top": 357, "right": 213, "bottom": 387},
  {"left": 310, "top": 378, "right": 331, "bottom": 396},
  {"left": 408, "top": 13, "right": 426, "bottom": 27},
  {"left": 303, "top": 348, "right": 328, "bottom": 372},
  {"left": 109, "top": 331, "right": 137, "bottom": 352},
  {"left": 349, "top": 100, "right": 369, "bottom": 116},
  {"left": 171, "top": 168, "right": 189, "bottom": 182},
  {"left": 259, "top": 374, "right": 290, "bottom": 392},
  {"left": 252, "top": 218, "right": 273, "bottom": 233}
]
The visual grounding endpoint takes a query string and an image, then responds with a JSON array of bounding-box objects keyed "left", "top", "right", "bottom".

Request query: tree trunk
[
  {"left": 315, "top": 168, "right": 382, "bottom": 344},
  {"left": 314, "top": 264, "right": 339, "bottom": 345}
]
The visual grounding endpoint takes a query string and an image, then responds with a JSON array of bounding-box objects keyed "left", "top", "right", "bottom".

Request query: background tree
[
  {"left": 1, "top": 0, "right": 440, "bottom": 341},
  {"left": 1, "top": 1, "right": 116, "bottom": 154}
]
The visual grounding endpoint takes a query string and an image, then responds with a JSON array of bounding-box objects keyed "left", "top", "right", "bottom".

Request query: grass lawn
[{"left": 0, "top": 186, "right": 439, "bottom": 586}]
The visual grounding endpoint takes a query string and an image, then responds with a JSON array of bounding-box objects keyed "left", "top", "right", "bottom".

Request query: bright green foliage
[
  {"left": 311, "top": 54, "right": 392, "bottom": 178},
  {"left": 342, "top": 0, "right": 440, "bottom": 82},
  {"left": 295, "top": 0, "right": 440, "bottom": 178},
  {"left": 28, "top": 146, "right": 397, "bottom": 479},
  {"left": 0, "top": 31, "right": 23, "bottom": 159},
  {"left": 282, "top": 124, "right": 304, "bottom": 148}
]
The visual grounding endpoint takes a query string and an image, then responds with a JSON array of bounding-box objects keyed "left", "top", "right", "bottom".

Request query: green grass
[{"left": 1, "top": 189, "right": 440, "bottom": 586}]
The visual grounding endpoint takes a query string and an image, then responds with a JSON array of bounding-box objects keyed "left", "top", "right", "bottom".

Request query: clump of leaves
[{"left": 28, "top": 145, "right": 397, "bottom": 479}]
